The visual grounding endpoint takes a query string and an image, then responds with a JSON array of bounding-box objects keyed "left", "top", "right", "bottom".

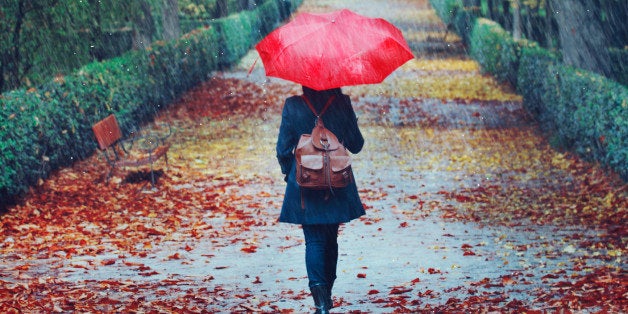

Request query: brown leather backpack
[{"left": 295, "top": 95, "right": 353, "bottom": 192}]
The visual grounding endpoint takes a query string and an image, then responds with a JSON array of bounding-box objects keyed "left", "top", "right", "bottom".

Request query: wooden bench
[{"left": 92, "top": 114, "right": 171, "bottom": 187}]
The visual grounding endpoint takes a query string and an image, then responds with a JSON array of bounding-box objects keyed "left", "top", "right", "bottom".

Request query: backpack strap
[
  {"left": 301, "top": 95, "right": 341, "bottom": 151},
  {"left": 301, "top": 95, "right": 336, "bottom": 117}
]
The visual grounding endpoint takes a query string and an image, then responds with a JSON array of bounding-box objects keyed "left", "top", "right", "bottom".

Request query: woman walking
[{"left": 276, "top": 86, "right": 365, "bottom": 313}]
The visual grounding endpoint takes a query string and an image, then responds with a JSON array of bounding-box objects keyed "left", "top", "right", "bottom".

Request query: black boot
[
  {"left": 326, "top": 282, "right": 334, "bottom": 309},
  {"left": 310, "top": 284, "right": 331, "bottom": 314}
]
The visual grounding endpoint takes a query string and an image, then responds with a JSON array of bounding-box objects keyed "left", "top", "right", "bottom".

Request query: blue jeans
[{"left": 302, "top": 224, "right": 339, "bottom": 289}]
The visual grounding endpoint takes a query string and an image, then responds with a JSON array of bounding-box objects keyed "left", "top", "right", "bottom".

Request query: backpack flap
[
  {"left": 330, "top": 155, "right": 351, "bottom": 172},
  {"left": 311, "top": 122, "right": 341, "bottom": 151},
  {"left": 301, "top": 155, "right": 323, "bottom": 170}
]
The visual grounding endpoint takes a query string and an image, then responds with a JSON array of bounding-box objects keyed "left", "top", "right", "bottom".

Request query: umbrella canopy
[{"left": 255, "top": 9, "right": 414, "bottom": 91}]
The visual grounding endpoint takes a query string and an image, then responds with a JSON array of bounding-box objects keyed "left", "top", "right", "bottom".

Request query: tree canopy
[{"left": 0, "top": 0, "right": 174, "bottom": 92}]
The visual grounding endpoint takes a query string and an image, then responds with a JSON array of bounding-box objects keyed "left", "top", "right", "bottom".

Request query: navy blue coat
[{"left": 276, "top": 91, "right": 365, "bottom": 225}]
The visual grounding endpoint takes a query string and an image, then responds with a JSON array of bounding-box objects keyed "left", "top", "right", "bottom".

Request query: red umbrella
[{"left": 255, "top": 9, "right": 414, "bottom": 91}]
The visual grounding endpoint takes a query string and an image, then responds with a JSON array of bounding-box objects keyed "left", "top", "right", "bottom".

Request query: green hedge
[
  {"left": 0, "top": 0, "right": 302, "bottom": 201},
  {"left": 430, "top": 0, "right": 628, "bottom": 180},
  {"left": 516, "top": 40, "right": 559, "bottom": 117},
  {"left": 430, "top": 0, "right": 478, "bottom": 45},
  {"left": 180, "top": 0, "right": 263, "bottom": 20},
  {"left": 211, "top": 10, "right": 261, "bottom": 67},
  {"left": 469, "top": 18, "right": 519, "bottom": 87},
  {"left": 180, "top": 0, "right": 295, "bottom": 35},
  {"left": 540, "top": 65, "right": 628, "bottom": 177},
  {"left": 429, "top": 0, "right": 459, "bottom": 25}
]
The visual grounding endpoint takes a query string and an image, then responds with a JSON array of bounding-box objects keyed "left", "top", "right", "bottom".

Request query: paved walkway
[{"left": 1, "top": 0, "right": 625, "bottom": 313}]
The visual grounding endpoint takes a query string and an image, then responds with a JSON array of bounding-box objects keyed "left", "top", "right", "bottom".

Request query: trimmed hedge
[
  {"left": 180, "top": 0, "right": 265, "bottom": 20},
  {"left": 0, "top": 0, "right": 302, "bottom": 201},
  {"left": 516, "top": 40, "right": 559, "bottom": 117},
  {"left": 469, "top": 18, "right": 519, "bottom": 87},
  {"left": 430, "top": 0, "right": 478, "bottom": 45},
  {"left": 540, "top": 65, "right": 628, "bottom": 176},
  {"left": 429, "top": 0, "right": 459, "bottom": 25},
  {"left": 211, "top": 10, "right": 261, "bottom": 67},
  {"left": 181, "top": 0, "right": 295, "bottom": 34},
  {"left": 430, "top": 0, "right": 628, "bottom": 180}
]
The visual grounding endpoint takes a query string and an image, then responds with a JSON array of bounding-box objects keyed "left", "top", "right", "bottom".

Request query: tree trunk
[
  {"left": 501, "top": 0, "right": 511, "bottom": 31},
  {"left": 462, "top": 0, "right": 481, "bottom": 14},
  {"left": 521, "top": 3, "right": 534, "bottom": 42},
  {"left": 602, "top": 0, "right": 628, "bottom": 48},
  {"left": 216, "top": 0, "right": 228, "bottom": 18},
  {"left": 485, "top": 0, "right": 495, "bottom": 20},
  {"left": 161, "top": 0, "right": 180, "bottom": 41},
  {"left": 133, "top": 0, "right": 155, "bottom": 50},
  {"left": 512, "top": 0, "right": 522, "bottom": 40},
  {"left": 544, "top": 0, "right": 556, "bottom": 49},
  {"left": 2, "top": 0, "right": 26, "bottom": 91},
  {"left": 462, "top": 0, "right": 480, "bottom": 7},
  {"left": 88, "top": 0, "right": 104, "bottom": 61},
  {"left": 550, "top": 0, "right": 613, "bottom": 77}
]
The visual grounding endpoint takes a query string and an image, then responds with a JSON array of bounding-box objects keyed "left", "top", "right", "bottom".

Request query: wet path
[{"left": 1, "top": 0, "right": 625, "bottom": 313}]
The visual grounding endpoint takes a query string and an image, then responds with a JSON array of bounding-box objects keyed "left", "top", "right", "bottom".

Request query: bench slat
[{"left": 92, "top": 114, "right": 122, "bottom": 150}]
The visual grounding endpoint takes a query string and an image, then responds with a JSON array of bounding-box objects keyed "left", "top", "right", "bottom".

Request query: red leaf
[
  {"left": 241, "top": 245, "right": 258, "bottom": 253},
  {"left": 455, "top": 194, "right": 474, "bottom": 202},
  {"left": 357, "top": 273, "right": 367, "bottom": 278},
  {"left": 101, "top": 259, "right": 116, "bottom": 266},
  {"left": 390, "top": 287, "right": 412, "bottom": 295},
  {"left": 553, "top": 281, "right": 572, "bottom": 287},
  {"left": 501, "top": 275, "right": 516, "bottom": 285}
]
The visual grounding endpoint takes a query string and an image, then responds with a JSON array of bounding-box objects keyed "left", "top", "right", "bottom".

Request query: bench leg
[
  {"left": 149, "top": 162, "right": 156, "bottom": 188},
  {"left": 106, "top": 166, "right": 115, "bottom": 184},
  {"left": 150, "top": 154, "right": 168, "bottom": 187}
]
